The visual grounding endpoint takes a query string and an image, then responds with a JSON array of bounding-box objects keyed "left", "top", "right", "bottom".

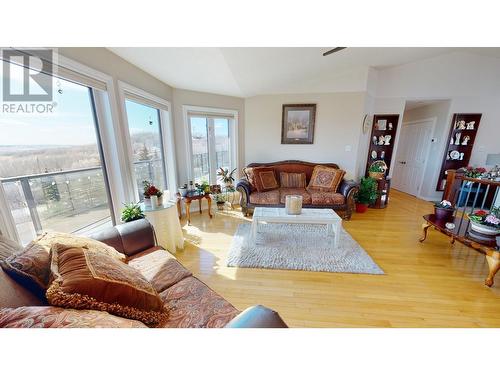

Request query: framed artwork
[{"left": 281, "top": 104, "right": 316, "bottom": 144}]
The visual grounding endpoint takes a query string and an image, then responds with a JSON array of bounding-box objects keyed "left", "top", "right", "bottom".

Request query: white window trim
[
  {"left": 117, "top": 80, "right": 177, "bottom": 201},
  {"left": 183, "top": 105, "right": 239, "bottom": 184},
  {"left": 0, "top": 53, "right": 127, "bottom": 240}
]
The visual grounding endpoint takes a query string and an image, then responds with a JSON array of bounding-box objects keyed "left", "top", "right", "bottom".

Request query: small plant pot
[
  {"left": 434, "top": 207, "right": 454, "bottom": 221},
  {"left": 355, "top": 203, "right": 369, "bottom": 213}
]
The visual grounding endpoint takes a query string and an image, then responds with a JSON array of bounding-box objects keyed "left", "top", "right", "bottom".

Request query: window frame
[
  {"left": 118, "top": 81, "right": 177, "bottom": 202},
  {"left": 183, "top": 105, "right": 239, "bottom": 185}
]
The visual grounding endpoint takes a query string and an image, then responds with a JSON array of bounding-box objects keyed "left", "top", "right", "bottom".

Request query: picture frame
[{"left": 281, "top": 104, "right": 316, "bottom": 144}]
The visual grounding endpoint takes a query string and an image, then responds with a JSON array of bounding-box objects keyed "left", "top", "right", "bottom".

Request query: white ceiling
[{"left": 108, "top": 47, "right": 500, "bottom": 98}]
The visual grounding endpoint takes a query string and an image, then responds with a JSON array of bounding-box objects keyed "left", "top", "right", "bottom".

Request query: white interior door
[{"left": 392, "top": 119, "right": 434, "bottom": 197}]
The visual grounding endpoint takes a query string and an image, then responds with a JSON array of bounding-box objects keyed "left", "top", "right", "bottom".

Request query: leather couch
[
  {"left": 236, "top": 160, "right": 358, "bottom": 219},
  {"left": 0, "top": 219, "right": 287, "bottom": 328}
]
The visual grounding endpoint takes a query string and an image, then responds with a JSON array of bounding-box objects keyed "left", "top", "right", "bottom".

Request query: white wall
[
  {"left": 244, "top": 92, "right": 366, "bottom": 179},
  {"left": 373, "top": 51, "right": 500, "bottom": 199},
  {"left": 401, "top": 101, "right": 452, "bottom": 200}
]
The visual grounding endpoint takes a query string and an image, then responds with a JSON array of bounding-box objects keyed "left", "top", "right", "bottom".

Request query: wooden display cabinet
[{"left": 365, "top": 114, "right": 400, "bottom": 177}]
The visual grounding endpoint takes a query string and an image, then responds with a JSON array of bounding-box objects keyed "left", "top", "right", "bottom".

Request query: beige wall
[
  {"left": 244, "top": 92, "right": 366, "bottom": 179},
  {"left": 171, "top": 88, "right": 245, "bottom": 186}
]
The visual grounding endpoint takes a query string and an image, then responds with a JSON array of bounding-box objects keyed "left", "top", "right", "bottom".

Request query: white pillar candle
[{"left": 285, "top": 195, "right": 303, "bottom": 215}]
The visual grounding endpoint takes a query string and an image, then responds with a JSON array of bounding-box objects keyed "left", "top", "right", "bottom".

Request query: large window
[
  {"left": 0, "top": 61, "right": 113, "bottom": 244},
  {"left": 188, "top": 112, "right": 236, "bottom": 185},
  {"left": 124, "top": 99, "right": 167, "bottom": 199}
]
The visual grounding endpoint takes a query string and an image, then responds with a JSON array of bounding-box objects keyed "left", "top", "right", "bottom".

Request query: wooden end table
[{"left": 176, "top": 191, "right": 213, "bottom": 225}]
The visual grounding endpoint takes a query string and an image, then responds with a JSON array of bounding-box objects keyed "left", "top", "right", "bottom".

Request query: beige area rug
[{"left": 227, "top": 223, "right": 384, "bottom": 274}]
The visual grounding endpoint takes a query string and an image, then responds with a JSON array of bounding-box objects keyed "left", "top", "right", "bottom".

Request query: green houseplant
[
  {"left": 121, "top": 202, "right": 145, "bottom": 223},
  {"left": 217, "top": 167, "right": 237, "bottom": 188},
  {"left": 354, "top": 177, "right": 378, "bottom": 213},
  {"left": 212, "top": 193, "right": 227, "bottom": 210}
]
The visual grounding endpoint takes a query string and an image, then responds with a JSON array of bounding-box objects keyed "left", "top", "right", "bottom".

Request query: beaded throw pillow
[
  {"left": 46, "top": 244, "right": 167, "bottom": 327},
  {"left": 307, "top": 166, "right": 345, "bottom": 192}
]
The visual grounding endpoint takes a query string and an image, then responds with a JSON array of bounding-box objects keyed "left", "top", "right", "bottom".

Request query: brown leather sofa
[
  {"left": 0, "top": 219, "right": 287, "bottom": 328},
  {"left": 236, "top": 160, "right": 358, "bottom": 219}
]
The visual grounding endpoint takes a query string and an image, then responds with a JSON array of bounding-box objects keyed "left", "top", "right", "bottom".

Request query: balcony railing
[{"left": 0, "top": 160, "right": 159, "bottom": 244}]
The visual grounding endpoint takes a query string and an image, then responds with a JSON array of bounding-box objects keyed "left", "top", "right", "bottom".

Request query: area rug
[{"left": 227, "top": 223, "right": 384, "bottom": 274}]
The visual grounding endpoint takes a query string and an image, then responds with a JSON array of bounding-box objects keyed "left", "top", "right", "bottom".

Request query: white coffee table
[{"left": 250, "top": 207, "right": 342, "bottom": 248}]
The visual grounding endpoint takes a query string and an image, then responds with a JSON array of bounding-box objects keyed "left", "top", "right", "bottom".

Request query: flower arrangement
[
  {"left": 468, "top": 207, "right": 500, "bottom": 229},
  {"left": 143, "top": 180, "right": 163, "bottom": 198},
  {"left": 435, "top": 200, "right": 453, "bottom": 209},
  {"left": 368, "top": 163, "right": 386, "bottom": 173},
  {"left": 460, "top": 166, "right": 486, "bottom": 178},
  {"left": 434, "top": 200, "right": 454, "bottom": 221}
]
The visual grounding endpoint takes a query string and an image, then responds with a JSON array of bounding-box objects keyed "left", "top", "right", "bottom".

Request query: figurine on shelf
[
  {"left": 459, "top": 152, "right": 464, "bottom": 160},
  {"left": 372, "top": 136, "right": 378, "bottom": 145},
  {"left": 378, "top": 135, "right": 385, "bottom": 145},
  {"left": 454, "top": 132, "right": 461, "bottom": 145},
  {"left": 461, "top": 135, "right": 470, "bottom": 145},
  {"left": 384, "top": 135, "right": 392, "bottom": 145},
  {"left": 388, "top": 122, "right": 393, "bottom": 130},
  {"left": 455, "top": 120, "right": 466, "bottom": 130},
  {"left": 380, "top": 150, "right": 385, "bottom": 159},
  {"left": 450, "top": 136, "right": 454, "bottom": 145},
  {"left": 466, "top": 121, "right": 475, "bottom": 130},
  {"left": 377, "top": 120, "right": 387, "bottom": 130}
]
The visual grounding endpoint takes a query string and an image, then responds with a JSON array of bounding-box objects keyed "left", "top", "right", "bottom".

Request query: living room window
[
  {"left": 0, "top": 57, "right": 114, "bottom": 244},
  {"left": 186, "top": 106, "right": 238, "bottom": 185}
]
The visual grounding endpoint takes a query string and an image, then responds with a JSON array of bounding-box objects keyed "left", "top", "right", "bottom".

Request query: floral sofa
[
  {"left": 236, "top": 160, "right": 358, "bottom": 220},
  {"left": 0, "top": 219, "right": 287, "bottom": 328}
]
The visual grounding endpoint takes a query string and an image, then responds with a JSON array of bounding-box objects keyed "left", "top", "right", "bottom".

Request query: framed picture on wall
[{"left": 281, "top": 104, "right": 316, "bottom": 144}]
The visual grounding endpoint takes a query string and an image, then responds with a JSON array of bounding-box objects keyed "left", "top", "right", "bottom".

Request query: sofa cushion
[
  {"left": 46, "top": 245, "right": 166, "bottom": 326},
  {"left": 249, "top": 190, "right": 280, "bottom": 205},
  {"left": 279, "top": 188, "right": 312, "bottom": 204},
  {"left": 159, "top": 276, "right": 239, "bottom": 328},
  {"left": 0, "top": 241, "right": 50, "bottom": 295},
  {"left": 308, "top": 165, "right": 345, "bottom": 192},
  {"left": 0, "top": 306, "right": 146, "bottom": 328},
  {"left": 253, "top": 167, "right": 279, "bottom": 192},
  {"left": 308, "top": 190, "right": 345, "bottom": 205},
  {"left": 280, "top": 172, "right": 306, "bottom": 188},
  {"left": 127, "top": 249, "right": 192, "bottom": 293},
  {"left": 36, "top": 231, "right": 126, "bottom": 262}
]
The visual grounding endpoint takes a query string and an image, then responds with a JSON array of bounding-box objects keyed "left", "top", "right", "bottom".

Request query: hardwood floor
[{"left": 174, "top": 190, "right": 500, "bottom": 327}]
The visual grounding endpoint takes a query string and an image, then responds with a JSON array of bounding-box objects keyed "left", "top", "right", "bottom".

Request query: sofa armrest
[
  {"left": 338, "top": 179, "right": 359, "bottom": 197},
  {"left": 224, "top": 305, "right": 288, "bottom": 328},
  {"left": 236, "top": 179, "right": 252, "bottom": 198}
]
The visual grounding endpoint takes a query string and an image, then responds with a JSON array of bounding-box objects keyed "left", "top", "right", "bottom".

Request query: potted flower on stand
[
  {"left": 121, "top": 203, "right": 145, "bottom": 223},
  {"left": 354, "top": 177, "right": 378, "bottom": 213},
  {"left": 212, "top": 193, "right": 227, "bottom": 211},
  {"left": 143, "top": 180, "right": 163, "bottom": 206},
  {"left": 217, "top": 167, "right": 237, "bottom": 189},
  {"left": 468, "top": 207, "right": 500, "bottom": 235},
  {"left": 434, "top": 200, "right": 455, "bottom": 221}
]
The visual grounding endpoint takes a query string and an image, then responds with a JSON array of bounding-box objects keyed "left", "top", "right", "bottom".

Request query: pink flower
[{"left": 485, "top": 214, "right": 500, "bottom": 225}]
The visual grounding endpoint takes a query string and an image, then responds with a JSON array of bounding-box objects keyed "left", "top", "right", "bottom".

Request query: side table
[
  {"left": 141, "top": 202, "right": 184, "bottom": 254},
  {"left": 176, "top": 191, "right": 213, "bottom": 225}
]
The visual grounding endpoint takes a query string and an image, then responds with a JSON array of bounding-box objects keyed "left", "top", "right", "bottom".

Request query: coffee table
[{"left": 250, "top": 207, "right": 342, "bottom": 248}]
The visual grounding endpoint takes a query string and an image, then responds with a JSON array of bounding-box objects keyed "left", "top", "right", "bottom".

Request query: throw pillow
[
  {"left": 0, "top": 241, "right": 50, "bottom": 295},
  {"left": 307, "top": 166, "right": 345, "bottom": 192},
  {"left": 46, "top": 244, "right": 167, "bottom": 326},
  {"left": 280, "top": 172, "right": 307, "bottom": 188},
  {"left": 35, "top": 231, "right": 126, "bottom": 262},
  {"left": 0, "top": 306, "right": 147, "bottom": 328},
  {"left": 253, "top": 167, "right": 279, "bottom": 192}
]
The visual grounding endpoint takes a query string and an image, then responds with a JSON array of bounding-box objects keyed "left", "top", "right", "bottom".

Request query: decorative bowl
[{"left": 470, "top": 221, "right": 500, "bottom": 236}]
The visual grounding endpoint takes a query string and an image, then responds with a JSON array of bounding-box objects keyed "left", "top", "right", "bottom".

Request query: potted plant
[
  {"left": 434, "top": 200, "right": 455, "bottom": 221},
  {"left": 354, "top": 177, "right": 378, "bottom": 213},
  {"left": 468, "top": 207, "right": 500, "bottom": 235},
  {"left": 178, "top": 183, "right": 188, "bottom": 197},
  {"left": 143, "top": 180, "right": 163, "bottom": 206},
  {"left": 197, "top": 179, "right": 210, "bottom": 194},
  {"left": 368, "top": 161, "right": 387, "bottom": 180},
  {"left": 121, "top": 202, "right": 145, "bottom": 223},
  {"left": 217, "top": 167, "right": 237, "bottom": 188},
  {"left": 212, "top": 193, "right": 227, "bottom": 211}
]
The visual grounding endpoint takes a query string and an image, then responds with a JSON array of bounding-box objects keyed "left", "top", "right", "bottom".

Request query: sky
[{"left": 0, "top": 60, "right": 159, "bottom": 147}]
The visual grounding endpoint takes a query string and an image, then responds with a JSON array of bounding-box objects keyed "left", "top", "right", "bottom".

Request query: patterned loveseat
[{"left": 236, "top": 160, "right": 358, "bottom": 220}]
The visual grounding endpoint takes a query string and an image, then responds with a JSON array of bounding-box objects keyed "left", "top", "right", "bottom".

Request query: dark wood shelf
[{"left": 436, "top": 113, "right": 482, "bottom": 192}]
